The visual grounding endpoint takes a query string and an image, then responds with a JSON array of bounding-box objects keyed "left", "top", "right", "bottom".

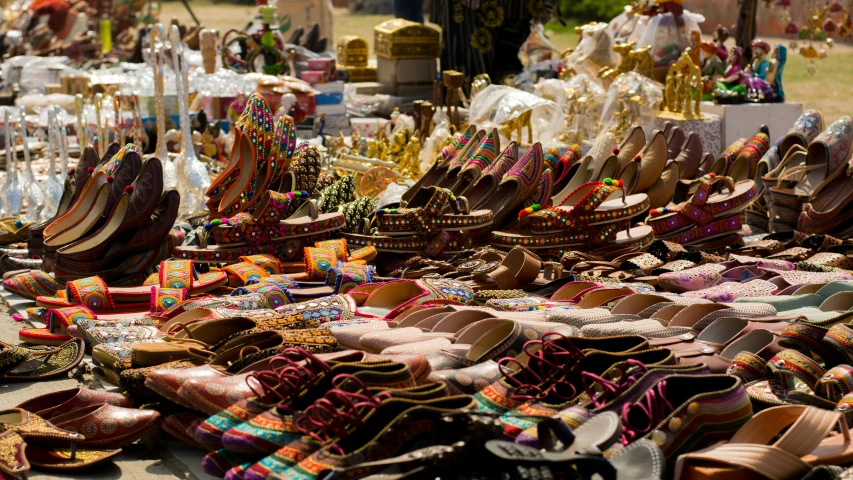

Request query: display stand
[
  {"left": 701, "top": 101, "right": 803, "bottom": 149},
  {"left": 654, "top": 112, "right": 722, "bottom": 156}
]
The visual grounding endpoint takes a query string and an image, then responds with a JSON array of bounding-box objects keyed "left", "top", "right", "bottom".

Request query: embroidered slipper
[
  {"left": 374, "top": 186, "right": 492, "bottom": 235},
  {"left": 206, "top": 93, "right": 275, "bottom": 217},
  {"left": 491, "top": 221, "right": 654, "bottom": 253},
  {"left": 0, "top": 408, "right": 121, "bottom": 472},
  {"left": 465, "top": 143, "right": 551, "bottom": 227},
  {"left": 2, "top": 270, "right": 65, "bottom": 300},
  {"left": 402, "top": 126, "right": 481, "bottom": 204},
  {"left": 659, "top": 214, "right": 745, "bottom": 246},
  {"left": 0, "top": 218, "right": 29, "bottom": 245},
  {"left": 648, "top": 175, "right": 757, "bottom": 238},
  {"left": 447, "top": 128, "right": 500, "bottom": 194},
  {"left": 526, "top": 180, "right": 649, "bottom": 234},
  {"left": 219, "top": 114, "right": 296, "bottom": 218},
  {"left": 709, "top": 137, "right": 748, "bottom": 177},
  {"left": 615, "top": 129, "right": 667, "bottom": 196},
  {"left": 490, "top": 179, "right": 650, "bottom": 249},
  {"left": 797, "top": 115, "right": 853, "bottom": 199},
  {"left": 459, "top": 142, "right": 519, "bottom": 208},
  {"left": 728, "top": 125, "right": 770, "bottom": 182},
  {"left": 0, "top": 339, "right": 84, "bottom": 379},
  {"left": 434, "top": 129, "right": 487, "bottom": 190}
]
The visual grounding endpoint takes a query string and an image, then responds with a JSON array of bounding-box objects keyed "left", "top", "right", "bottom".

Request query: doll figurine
[
  {"left": 701, "top": 41, "right": 725, "bottom": 100},
  {"left": 714, "top": 46, "right": 747, "bottom": 101},
  {"left": 745, "top": 43, "right": 787, "bottom": 103},
  {"left": 748, "top": 39, "right": 771, "bottom": 81}
]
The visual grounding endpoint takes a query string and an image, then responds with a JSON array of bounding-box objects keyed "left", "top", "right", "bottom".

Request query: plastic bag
[
  {"left": 608, "top": 8, "right": 640, "bottom": 44},
  {"left": 467, "top": 85, "right": 562, "bottom": 146},
  {"left": 634, "top": 11, "right": 705, "bottom": 71},
  {"left": 562, "top": 74, "right": 606, "bottom": 145},
  {"left": 598, "top": 72, "right": 663, "bottom": 140},
  {"left": 564, "top": 23, "right": 618, "bottom": 79}
]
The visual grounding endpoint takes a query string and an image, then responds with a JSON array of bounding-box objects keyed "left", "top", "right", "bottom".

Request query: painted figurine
[
  {"left": 701, "top": 41, "right": 725, "bottom": 100},
  {"left": 714, "top": 46, "right": 747, "bottom": 100}
]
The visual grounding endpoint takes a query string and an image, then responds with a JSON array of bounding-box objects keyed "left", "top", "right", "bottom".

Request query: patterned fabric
[
  {"left": 303, "top": 247, "right": 339, "bottom": 280},
  {"left": 327, "top": 266, "right": 374, "bottom": 294},
  {"left": 224, "top": 262, "right": 269, "bottom": 286},
  {"left": 159, "top": 260, "right": 194, "bottom": 289},
  {"left": 150, "top": 287, "right": 188, "bottom": 315},
  {"left": 98, "top": 144, "right": 141, "bottom": 177},
  {"left": 65, "top": 277, "right": 115, "bottom": 310},
  {"left": 240, "top": 254, "right": 284, "bottom": 274}
]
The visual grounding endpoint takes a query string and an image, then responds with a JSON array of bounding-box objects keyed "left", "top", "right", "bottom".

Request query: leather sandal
[{"left": 675, "top": 405, "right": 853, "bottom": 480}]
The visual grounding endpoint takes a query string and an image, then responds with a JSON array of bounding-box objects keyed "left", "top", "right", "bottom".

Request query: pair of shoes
[{"left": 205, "top": 92, "right": 297, "bottom": 218}]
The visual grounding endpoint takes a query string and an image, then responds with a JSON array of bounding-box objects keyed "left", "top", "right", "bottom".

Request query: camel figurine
[
  {"left": 613, "top": 41, "right": 637, "bottom": 74},
  {"left": 501, "top": 110, "right": 533, "bottom": 145}
]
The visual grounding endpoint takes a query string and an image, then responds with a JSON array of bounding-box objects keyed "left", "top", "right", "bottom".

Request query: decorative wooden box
[
  {"left": 337, "top": 35, "right": 369, "bottom": 67},
  {"left": 343, "top": 66, "right": 378, "bottom": 83},
  {"left": 374, "top": 19, "right": 440, "bottom": 60}
]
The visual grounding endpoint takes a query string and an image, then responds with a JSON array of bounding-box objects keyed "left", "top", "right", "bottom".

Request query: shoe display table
[
  {"left": 701, "top": 101, "right": 804, "bottom": 151},
  {"left": 654, "top": 112, "right": 722, "bottom": 157}
]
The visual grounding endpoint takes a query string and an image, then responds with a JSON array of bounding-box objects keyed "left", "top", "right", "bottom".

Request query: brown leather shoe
[
  {"left": 26, "top": 146, "right": 103, "bottom": 258},
  {"left": 117, "top": 156, "right": 164, "bottom": 231},
  {"left": 50, "top": 404, "right": 161, "bottom": 447},
  {"left": 674, "top": 132, "right": 703, "bottom": 179},
  {"left": 55, "top": 190, "right": 133, "bottom": 267},
  {"left": 666, "top": 124, "right": 685, "bottom": 161}
]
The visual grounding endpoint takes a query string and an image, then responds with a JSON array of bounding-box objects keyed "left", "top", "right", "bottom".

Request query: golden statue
[
  {"left": 613, "top": 41, "right": 637, "bottom": 74},
  {"left": 501, "top": 110, "right": 534, "bottom": 145},
  {"left": 629, "top": 45, "right": 654, "bottom": 79},
  {"left": 660, "top": 49, "right": 704, "bottom": 119}
]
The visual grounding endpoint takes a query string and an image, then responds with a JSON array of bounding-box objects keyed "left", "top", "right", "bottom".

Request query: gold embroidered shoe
[{"left": 0, "top": 408, "right": 121, "bottom": 471}]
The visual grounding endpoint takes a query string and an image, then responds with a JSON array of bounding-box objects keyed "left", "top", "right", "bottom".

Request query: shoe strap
[{"left": 65, "top": 276, "right": 115, "bottom": 310}]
